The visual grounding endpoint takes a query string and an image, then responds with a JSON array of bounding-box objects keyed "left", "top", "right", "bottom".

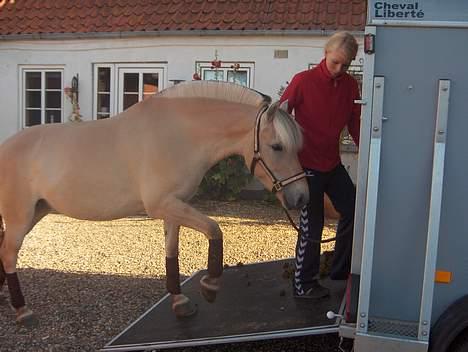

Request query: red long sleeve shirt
[{"left": 280, "top": 59, "right": 361, "bottom": 172}]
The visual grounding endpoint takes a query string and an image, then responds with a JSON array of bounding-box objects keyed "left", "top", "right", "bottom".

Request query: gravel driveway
[{"left": 0, "top": 200, "right": 342, "bottom": 352}]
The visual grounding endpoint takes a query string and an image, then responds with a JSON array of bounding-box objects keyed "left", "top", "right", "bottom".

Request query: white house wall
[{"left": 0, "top": 34, "right": 363, "bottom": 143}]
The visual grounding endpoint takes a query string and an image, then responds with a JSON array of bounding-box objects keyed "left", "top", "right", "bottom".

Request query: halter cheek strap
[{"left": 249, "top": 104, "right": 306, "bottom": 193}]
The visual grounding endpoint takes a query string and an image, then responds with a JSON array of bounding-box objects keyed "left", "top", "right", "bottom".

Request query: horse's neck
[
  {"left": 135, "top": 97, "right": 258, "bottom": 167},
  {"left": 202, "top": 103, "right": 257, "bottom": 164}
]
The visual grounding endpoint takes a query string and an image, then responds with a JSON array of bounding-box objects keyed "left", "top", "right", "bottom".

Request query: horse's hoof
[
  {"left": 15, "top": 307, "right": 38, "bottom": 328},
  {"left": 173, "top": 301, "right": 197, "bottom": 318},
  {"left": 200, "top": 287, "right": 217, "bottom": 303},
  {"left": 200, "top": 275, "right": 220, "bottom": 303},
  {"left": 172, "top": 295, "right": 197, "bottom": 318}
]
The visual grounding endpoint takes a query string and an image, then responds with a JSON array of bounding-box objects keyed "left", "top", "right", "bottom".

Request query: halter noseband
[{"left": 249, "top": 104, "right": 307, "bottom": 194}]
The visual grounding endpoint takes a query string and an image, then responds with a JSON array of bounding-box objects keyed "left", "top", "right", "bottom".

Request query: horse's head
[{"left": 248, "top": 101, "right": 309, "bottom": 210}]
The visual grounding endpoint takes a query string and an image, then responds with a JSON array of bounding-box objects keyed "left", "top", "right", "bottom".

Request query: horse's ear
[
  {"left": 266, "top": 101, "right": 279, "bottom": 122},
  {"left": 279, "top": 100, "right": 288, "bottom": 112}
]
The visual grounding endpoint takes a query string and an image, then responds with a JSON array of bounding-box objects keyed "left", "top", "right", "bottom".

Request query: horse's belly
[
  {"left": 51, "top": 194, "right": 146, "bottom": 221},
  {"left": 42, "top": 178, "right": 146, "bottom": 221}
]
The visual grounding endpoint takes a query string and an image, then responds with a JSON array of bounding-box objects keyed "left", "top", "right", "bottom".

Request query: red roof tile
[{"left": 0, "top": 0, "right": 366, "bottom": 37}]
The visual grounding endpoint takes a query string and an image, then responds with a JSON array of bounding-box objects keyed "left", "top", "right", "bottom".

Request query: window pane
[
  {"left": 26, "top": 91, "right": 41, "bottom": 108},
  {"left": 124, "top": 73, "right": 139, "bottom": 92},
  {"left": 97, "top": 93, "right": 110, "bottom": 113},
  {"left": 45, "top": 110, "right": 61, "bottom": 123},
  {"left": 26, "top": 72, "right": 41, "bottom": 89},
  {"left": 203, "top": 70, "right": 224, "bottom": 81},
  {"left": 25, "top": 110, "right": 41, "bottom": 126},
  {"left": 46, "top": 72, "right": 61, "bottom": 89},
  {"left": 123, "top": 94, "right": 139, "bottom": 110},
  {"left": 46, "top": 91, "right": 61, "bottom": 109},
  {"left": 98, "top": 68, "right": 111, "bottom": 92},
  {"left": 143, "top": 73, "right": 158, "bottom": 95},
  {"left": 97, "top": 113, "right": 110, "bottom": 120},
  {"left": 227, "top": 71, "right": 248, "bottom": 86}
]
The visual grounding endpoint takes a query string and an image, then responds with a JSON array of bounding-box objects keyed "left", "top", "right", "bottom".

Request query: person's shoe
[{"left": 294, "top": 280, "right": 330, "bottom": 299}]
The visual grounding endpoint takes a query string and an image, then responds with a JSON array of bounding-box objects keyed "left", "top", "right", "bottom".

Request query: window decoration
[
  {"left": 64, "top": 74, "right": 82, "bottom": 122},
  {"left": 194, "top": 51, "right": 254, "bottom": 88}
]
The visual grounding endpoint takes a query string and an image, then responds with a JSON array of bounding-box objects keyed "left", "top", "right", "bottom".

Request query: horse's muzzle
[{"left": 283, "top": 190, "right": 309, "bottom": 210}]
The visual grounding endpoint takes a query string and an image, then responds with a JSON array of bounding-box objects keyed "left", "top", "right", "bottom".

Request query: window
[
  {"left": 93, "top": 63, "right": 167, "bottom": 119},
  {"left": 118, "top": 69, "right": 161, "bottom": 113},
  {"left": 195, "top": 61, "right": 254, "bottom": 88},
  {"left": 21, "top": 68, "right": 63, "bottom": 127}
]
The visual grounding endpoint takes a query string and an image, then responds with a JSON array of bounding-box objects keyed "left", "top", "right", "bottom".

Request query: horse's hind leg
[
  {"left": 0, "top": 210, "right": 37, "bottom": 325},
  {"left": 0, "top": 216, "right": 6, "bottom": 296},
  {"left": 0, "top": 260, "right": 5, "bottom": 304},
  {"left": 0, "top": 217, "right": 6, "bottom": 304},
  {"left": 164, "top": 221, "right": 196, "bottom": 317}
]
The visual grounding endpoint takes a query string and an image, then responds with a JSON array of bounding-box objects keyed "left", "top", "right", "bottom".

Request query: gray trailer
[{"left": 340, "top": 1, "right": 468, "bottom": 351}]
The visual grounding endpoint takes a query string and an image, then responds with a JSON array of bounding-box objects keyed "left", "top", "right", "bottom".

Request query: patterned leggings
[{"left": 294, "top": 164, "right": 356, "bottom": 294}]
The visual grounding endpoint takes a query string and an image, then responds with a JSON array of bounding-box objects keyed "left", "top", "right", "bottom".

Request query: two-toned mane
[
  {"left": 157, "top": 81, "right": 303, "bottom": 153},
  {"left": 0, "top": 81, "right": 308, "bottom": 324},
  {"left": 159, "top": 80, "right": 271, "bottom": 107}
]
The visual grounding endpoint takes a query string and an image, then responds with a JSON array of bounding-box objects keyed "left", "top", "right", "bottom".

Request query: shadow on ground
[{"left": 0, "top": 268, "right": 170, "bottom": 352}]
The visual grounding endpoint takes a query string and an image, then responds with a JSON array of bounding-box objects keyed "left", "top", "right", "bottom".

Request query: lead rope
[
  {"left": 281, "top": 204, "right": 339, "bottom": 244},
  {"left": 282, "top": 173, "right": 341, "bottom": 244}
]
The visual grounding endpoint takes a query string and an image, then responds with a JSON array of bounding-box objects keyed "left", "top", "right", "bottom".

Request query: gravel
[{"left": 0, "top": 200, "right": 340, "bottom": 352}]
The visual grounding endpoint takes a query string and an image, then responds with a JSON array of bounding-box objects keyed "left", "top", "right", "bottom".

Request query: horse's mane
[
  {"left": 158, "top": 81, "right": 271, "bottom": 107},
  {"left": 158, "top": 81, "right": 301, "bottom": 152}
]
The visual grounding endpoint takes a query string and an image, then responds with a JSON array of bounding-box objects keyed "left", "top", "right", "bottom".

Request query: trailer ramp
[{"left": 103, "top": 259, "right": 346, "bottom": 351}]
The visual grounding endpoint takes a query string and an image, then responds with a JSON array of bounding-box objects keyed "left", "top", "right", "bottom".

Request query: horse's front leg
[
  {"left": 164, "top": 221, "right": 197, "bottom": 317},
  {"left": 147, "top": 197, "right": 223, "bottom": 306}
]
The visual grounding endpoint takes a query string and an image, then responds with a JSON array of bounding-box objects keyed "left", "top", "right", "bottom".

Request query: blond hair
[{"left": 325, "top": 31, "right": 358, "bottom": 61}]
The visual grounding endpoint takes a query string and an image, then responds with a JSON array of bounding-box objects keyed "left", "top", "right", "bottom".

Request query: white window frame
[
  {"left": 19, "top": 66, "right": 64, "bottom": 128},
  {"left": 117, "top": 67, "right": 165, "bottom": 114},
  {"left": 196, "top": 61, "right": 255, "bottom": 88},
  {"left": 93, "top": 64, "right": 115, "bottom": 120},
  {"left": 93, "top": 63, "right": 167, "bottom": 119}
]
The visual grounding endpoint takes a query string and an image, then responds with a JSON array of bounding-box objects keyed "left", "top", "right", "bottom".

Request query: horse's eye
[{"left": 271, "top": 143, "right": 283, "bottom": 152}]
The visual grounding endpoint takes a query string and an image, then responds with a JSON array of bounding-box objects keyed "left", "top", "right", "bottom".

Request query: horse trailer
[
  {"left": 342, "top": 1, "right": 468, "bottom": 351},
  {"left": 104, "top": 1, "right": 468, "bottom": 351}
]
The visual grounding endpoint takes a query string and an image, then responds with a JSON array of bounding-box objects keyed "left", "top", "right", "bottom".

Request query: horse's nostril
[{"left": 296, "top": 194, "right": 307, "bottom": 209}]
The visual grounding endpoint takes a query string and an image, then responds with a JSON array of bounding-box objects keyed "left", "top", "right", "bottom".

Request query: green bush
[{"left": 197, "top": 155, "right": 252, "bottom": 200}]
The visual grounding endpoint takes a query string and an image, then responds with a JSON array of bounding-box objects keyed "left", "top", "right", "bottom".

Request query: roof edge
[{"left": 0, "top": 29, "right": 364, "bottom": 41}]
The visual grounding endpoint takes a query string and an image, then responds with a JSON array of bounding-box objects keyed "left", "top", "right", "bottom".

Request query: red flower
[
  {"left": 211, "top": 60, "right": 222, "bottom": 68},
  {"left": 192, "top": 73, "right": 201, "bottom": 80},
  {"left": 231, "top": 63, "right": 240, "bottom": 71}
]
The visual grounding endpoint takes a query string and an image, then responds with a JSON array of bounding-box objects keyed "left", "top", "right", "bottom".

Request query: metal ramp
[{"left": 103, "top": 259, "right": 346, "bottom": 351}]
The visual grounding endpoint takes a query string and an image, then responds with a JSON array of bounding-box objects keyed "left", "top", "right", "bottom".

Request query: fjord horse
[{"left": 0, "top": 81, "right": 308, "bottom": 324}]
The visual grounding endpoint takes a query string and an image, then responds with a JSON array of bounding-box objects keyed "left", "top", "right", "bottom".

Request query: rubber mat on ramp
[{"left": 103, "top": 259, "right": 346, "bottom": 351}]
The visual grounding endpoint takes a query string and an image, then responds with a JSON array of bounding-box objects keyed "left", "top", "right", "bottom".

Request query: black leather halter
[{"left": 249, "top": 104, "right": 306, "bottom": 194}]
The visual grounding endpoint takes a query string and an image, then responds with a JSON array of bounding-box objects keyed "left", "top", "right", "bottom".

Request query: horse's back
[{"left": 0, "top": 120, "right": 144, "bottom": 220}]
